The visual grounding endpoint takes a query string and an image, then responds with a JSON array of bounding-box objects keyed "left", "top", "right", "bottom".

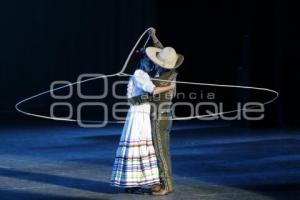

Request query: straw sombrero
[{"left": 145, "top": 46, "right": 184, "bottom": 69}]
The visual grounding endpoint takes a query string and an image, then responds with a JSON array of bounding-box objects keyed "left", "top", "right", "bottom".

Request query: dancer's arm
[
  {"left": 149, "top": 27, "right": 164, "bottom": 48},
  {"left": 153, "top": 85, "right": 175, "bottom": 95},
  {"left": 133, "top": 69, "right": 174, "bottom": 95}
]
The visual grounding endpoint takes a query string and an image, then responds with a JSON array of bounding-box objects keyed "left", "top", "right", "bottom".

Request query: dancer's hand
[
  {"left": 169, "top": 84, "right": 175, "bottom": 90},
  {"left": 170, "top": 84, "right": 176, "bottom": 96},
  {"left": 148, "top": 27, "right": 156, "bottom": 37},
  {"left": 148, "top": 27, "right": 162, "bottom": 47}
]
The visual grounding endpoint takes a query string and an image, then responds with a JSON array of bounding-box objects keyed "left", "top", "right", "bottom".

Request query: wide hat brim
[{"left": 145, "top": 47, "right": 184, "bottom": 69}]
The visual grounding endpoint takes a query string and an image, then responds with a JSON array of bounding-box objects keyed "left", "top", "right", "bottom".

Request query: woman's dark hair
[
  {"left": 136, "top": 48, "right": 157, "bottom": 77},
  {"left": 135, "top": 48, "right": 146, "bottom": 59}
]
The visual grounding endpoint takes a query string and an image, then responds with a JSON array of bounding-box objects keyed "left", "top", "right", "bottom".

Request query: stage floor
[{"left": 0, "top": 122, "right": 299, "bottom": 199}]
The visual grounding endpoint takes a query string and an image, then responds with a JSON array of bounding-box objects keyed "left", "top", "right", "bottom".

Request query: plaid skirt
[{"left": 111, "top": 103, "right": 160, "bottom": 187}]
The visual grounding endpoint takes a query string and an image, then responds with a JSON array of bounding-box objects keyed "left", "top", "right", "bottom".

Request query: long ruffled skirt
[{"left": 111, "top": 103, "right": 160, "bottom": 187}]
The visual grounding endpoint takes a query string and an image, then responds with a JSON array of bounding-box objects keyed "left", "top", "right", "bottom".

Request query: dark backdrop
[
  {"left": 0, "top": 0, "right": 156, "bottom": 121},
  {"left": 0, "top": 0, "right": 299, "bottom": 128},
  {"left": 155, "top": 0, "right": 299, "bottom": 128}
]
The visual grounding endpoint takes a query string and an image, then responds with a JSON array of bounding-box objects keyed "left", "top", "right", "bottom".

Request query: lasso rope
[{"left": 15, "top": 28, "right": 279, "bottom": 123}]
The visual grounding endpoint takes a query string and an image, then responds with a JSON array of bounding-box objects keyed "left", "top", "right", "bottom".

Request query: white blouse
[{"left": 127, "top": 69, "right": 156, "bottom": 98}]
